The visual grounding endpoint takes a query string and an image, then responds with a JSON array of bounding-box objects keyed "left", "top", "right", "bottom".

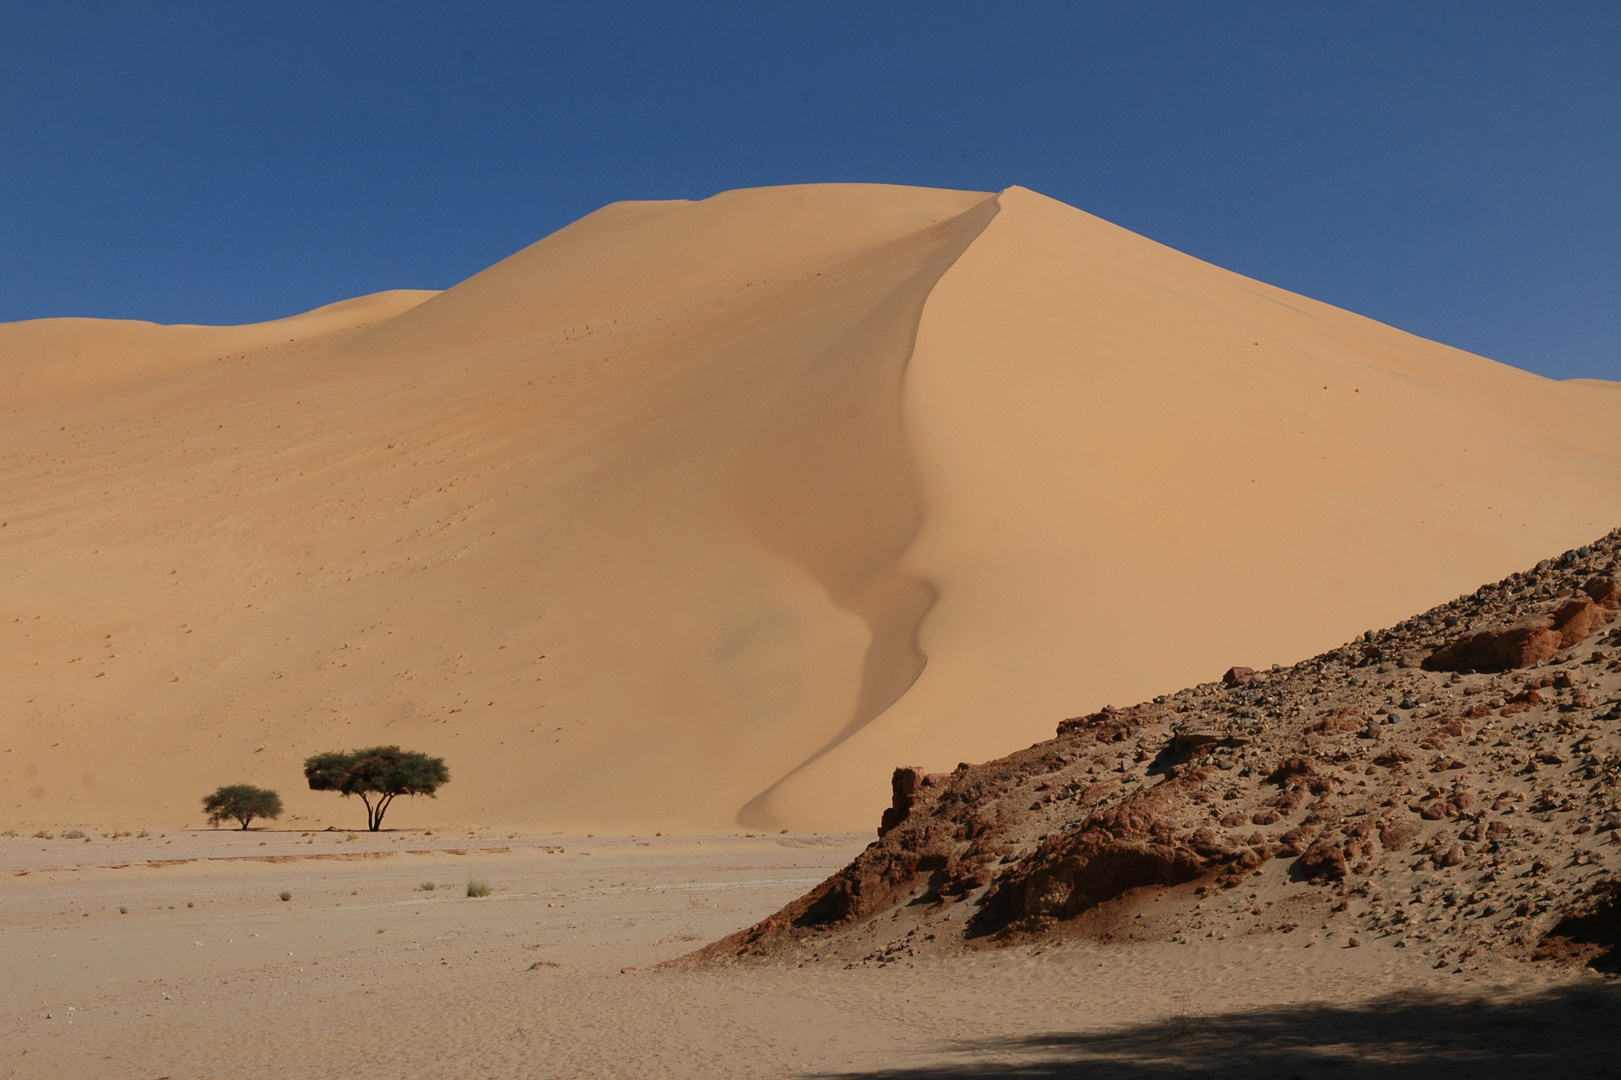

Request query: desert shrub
[
  {"left": 118, "top": 906, "right": 129, "bottom": 914},
  {"left": 279, "top": 890, "right": 292, "bottom": 901},
  {"left": 303, "top": 746, "right": 449, "bottom": 831},
  {"left": 33, "top": 830, "right": 53, "bottom": 839},
  {"left": 465, "top": 877, "right": 491, "bottom": 898},
  {"left": 202, "top": 785, "right": 284, "bottom": 830},
  {"left": 419, "top": 881, "right": 437, "bottom": 891},
  {"left": 64, "top": 829, "right": 86, "bottom": 839}
]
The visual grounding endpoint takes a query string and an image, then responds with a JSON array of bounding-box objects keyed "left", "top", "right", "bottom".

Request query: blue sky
[{"left": 2, "top": 2, "right": 1618, "bottom": 380}]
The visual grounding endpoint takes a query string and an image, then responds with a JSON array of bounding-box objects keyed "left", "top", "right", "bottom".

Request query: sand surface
[
  {"left": 4, "top": 182, "right": 1621, "bottom": 835},
  {"left": 3, "top": 831, "right": 1612, "bottom": 1079}
]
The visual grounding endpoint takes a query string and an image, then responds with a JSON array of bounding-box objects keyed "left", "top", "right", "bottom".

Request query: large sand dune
[{"left": 3, "top": 184, "right": 1619, "bottom": 833}]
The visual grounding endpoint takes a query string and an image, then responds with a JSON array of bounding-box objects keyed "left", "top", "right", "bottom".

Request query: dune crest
[
  {"left": 3, "top": 183, "right": 1620, "bottom": 834},
  {"left": 0, "top": 290, "right": 437, "bottom": 407}
]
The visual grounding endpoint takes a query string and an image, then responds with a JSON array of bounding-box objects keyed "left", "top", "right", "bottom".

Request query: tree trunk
[{"left": 371, "top": 793, "right": 396, "bottom": 831}]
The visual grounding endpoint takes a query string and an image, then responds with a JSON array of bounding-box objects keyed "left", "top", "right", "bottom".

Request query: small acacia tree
[
  {"left": 202, "top": 784, "right": 284, "bottom": 830},
  {"left": 302, "top": 746, "right": 450, "bottom": 831}
]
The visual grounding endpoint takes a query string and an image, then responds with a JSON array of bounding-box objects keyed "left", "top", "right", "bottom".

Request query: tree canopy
[
  {"left": 302, "top": 746, "right": 450, "bottom": 831},
  {"left": 202, "top": 784, "right": 284, "bottom": 830}
]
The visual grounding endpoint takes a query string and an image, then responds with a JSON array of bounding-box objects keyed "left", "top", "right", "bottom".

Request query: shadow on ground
[{"left": 816, "top": 982, "right": 1621, "bottom": 1079}]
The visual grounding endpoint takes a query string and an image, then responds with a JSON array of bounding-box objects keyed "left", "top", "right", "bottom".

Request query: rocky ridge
[{"left": 688, "top": 529, "right": 1621, "bottom": 974}]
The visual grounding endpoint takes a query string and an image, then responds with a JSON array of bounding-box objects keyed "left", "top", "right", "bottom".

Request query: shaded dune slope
[{"left": 3, "top": 183, "right": 1620, "bottom": 834}]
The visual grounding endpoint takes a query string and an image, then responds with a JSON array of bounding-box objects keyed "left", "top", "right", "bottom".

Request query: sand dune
[{"left": 3, "top": 183, "right": 1619, "bottom": 834}]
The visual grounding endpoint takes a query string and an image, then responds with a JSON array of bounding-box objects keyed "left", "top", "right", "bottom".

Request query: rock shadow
[{"left": 811, "top": 982, "right": 1621, "bottom": 1079}]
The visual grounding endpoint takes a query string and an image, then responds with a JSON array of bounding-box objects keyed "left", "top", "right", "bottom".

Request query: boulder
[
  {"left": 1223, "top": 666, "right": 1256, "bottom": 687},
  {"left": 1426, "top": 579, "right": 1620, "bottom": 672}
]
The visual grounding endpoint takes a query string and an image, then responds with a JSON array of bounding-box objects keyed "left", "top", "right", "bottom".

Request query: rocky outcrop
[
  {"left": 969, "top": 780, "right": 1269, "bottom": 936},
  {"left": 877, "top": 767, "right": 929, "bottom": 837},
  {"left": 687, "top": 530, "right": 1621, "bottom": 971},
  {"left": 1425, "top": 576, "right": 1620, "bottom": 672}
]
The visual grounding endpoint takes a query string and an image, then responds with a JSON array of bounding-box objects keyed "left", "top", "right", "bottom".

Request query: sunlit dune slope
[{"left": 3, "top": 183, "right": 1619, "bottom": 833}]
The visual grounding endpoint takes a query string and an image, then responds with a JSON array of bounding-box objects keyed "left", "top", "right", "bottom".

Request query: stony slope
[{"left": 694, "top": 529, "right": 1621, "bottom": 974}]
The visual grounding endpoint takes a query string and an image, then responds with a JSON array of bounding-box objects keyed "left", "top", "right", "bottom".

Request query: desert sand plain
[
  {"left": 2, "top": 827, "right": 1613, "bottom": 1079},
  {"left": 5, "top": 183, "right": 1621, "bottom": 1076}
]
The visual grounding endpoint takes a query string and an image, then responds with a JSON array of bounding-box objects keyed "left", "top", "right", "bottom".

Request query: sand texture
[
  {"left": 4, "top": 183, "right": 1621, "bottom": 835},
  {"left": 3, "top": 829, "right": 1613, "bottom": 1079}
]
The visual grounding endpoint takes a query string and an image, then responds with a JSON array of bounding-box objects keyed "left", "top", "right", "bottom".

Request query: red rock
[
  {"left": 1298, "top": 839, "right": 1348, "bottom": 881},
  {"left": 1170, "top": 732, "right": 1244, "bottom": 764},
  {"left": 1426, "top": 586, "right": 1620, "bottom": 672},
  {"left": 1265, "top": 757, "right": 1317, "bottom": 785},
  {"left": 1223, "top": 666, "right": 1255, "bottom": 687},
  {"left": 877, "top": 766, "right": 928, "bottom": 837},
  {"left": 1308, "top": 709, "right": 1366, "bottom": 734},
  {"left": 1378, "top": 818, "right": 1418, "bottom": 850},
  {"left": 1582, "top": 576, "right": 1621, "bottom": 608},
  {"left": 1276, "top": 826, "right": 1316, "bottom": 857}
]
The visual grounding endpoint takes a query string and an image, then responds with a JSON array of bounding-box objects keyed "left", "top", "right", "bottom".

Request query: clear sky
[{"left": 2, "top": 2, "right": 1618, "bottom": 380}]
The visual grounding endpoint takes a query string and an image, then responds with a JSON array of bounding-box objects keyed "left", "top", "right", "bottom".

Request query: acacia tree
[
  {"left": 202, "top": 784, "right": 284, "bottom": 830},
  {"left": 302, "top": 746, "right": 450, "bottom": 831}
]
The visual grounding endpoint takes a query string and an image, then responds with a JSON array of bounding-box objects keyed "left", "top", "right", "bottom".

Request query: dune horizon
[{"left": 4, "top": 182, "right": 1620, "bottom": 835}]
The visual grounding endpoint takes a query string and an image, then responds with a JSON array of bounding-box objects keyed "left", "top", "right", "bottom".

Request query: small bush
[
  {"left": 64, "top": 829, "right": 86, "bottom": 839},
  {"left": 118, "top": 906, "right": 129, "bottom": 914},
  {"left": 419, "top": 881, "right": 437, "bottom": 891},
  {"left": 33, "top": 830, "right": 53, "bottom": 839},
  {"left": 465, "top": 877, "right": 491, "bottom": 898},
  {"left": 187, "top": 901, "right": 195, "bottom": 908},
  {"left": 279, "top": 890, "right": 292, "bottom": 902},
  {"left": 2, "top": 830, "right": 19, "bottom": 837},
  {"left": 136, "top": 829, "right": 149, "bottom": 838}
]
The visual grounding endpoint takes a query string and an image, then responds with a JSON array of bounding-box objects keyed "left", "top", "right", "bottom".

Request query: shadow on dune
[{"left": 814, "top": 982, "right": 1621, "bottom": 1080}]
